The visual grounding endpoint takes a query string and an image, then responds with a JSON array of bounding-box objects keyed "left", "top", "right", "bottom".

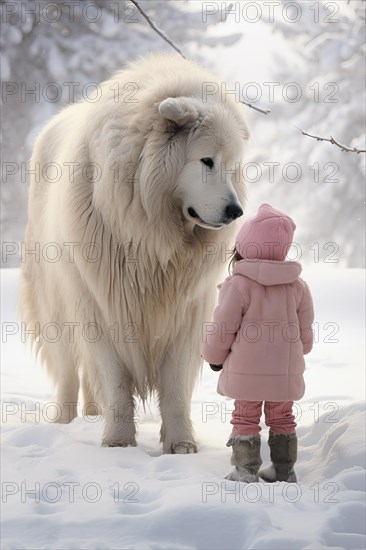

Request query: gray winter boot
[
  {"left": 225, "top": 435, "right": 262, "bottom": 483},
  {"left": 259, "top": 431, "right": 298, "bottom": 483}
]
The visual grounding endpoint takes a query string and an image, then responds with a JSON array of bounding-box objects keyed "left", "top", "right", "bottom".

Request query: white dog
[{"left": 20, "top": 54, "right": 249, "bottom": 453}]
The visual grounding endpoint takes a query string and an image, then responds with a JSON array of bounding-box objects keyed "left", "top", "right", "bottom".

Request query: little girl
[{"left": 202, "top": 203, "right": 314, "bottom": 483}]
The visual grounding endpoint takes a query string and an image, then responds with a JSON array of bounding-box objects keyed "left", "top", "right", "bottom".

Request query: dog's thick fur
[{"left": 20, "top": 54, "right": 249, "bottom": 453}]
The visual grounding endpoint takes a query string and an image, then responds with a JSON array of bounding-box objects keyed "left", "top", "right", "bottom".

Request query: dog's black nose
[{"left": 225, "top": 204, "right": 243, "bottom": 220}]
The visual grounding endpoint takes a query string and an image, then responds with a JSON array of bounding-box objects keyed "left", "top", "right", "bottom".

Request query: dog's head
[{"left": 138, "top": 95, "right": 249, "bottom": 231}]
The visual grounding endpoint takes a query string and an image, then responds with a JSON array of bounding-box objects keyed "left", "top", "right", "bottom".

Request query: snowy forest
[{"left": 1, "top": 0, "right": 365, "bottom": 267}]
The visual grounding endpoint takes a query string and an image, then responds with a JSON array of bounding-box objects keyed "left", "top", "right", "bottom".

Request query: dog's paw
[
  {"left": 225, "top": 468, "right": 258, "bottom": 483},
  {"left": 102, "top": 437, "right": 137, "bottom": 448},
  {"left": 170, "top": 441, "right": 198, "bottom": 454},
  {"left": 51, "top": 405, "right": 77, "bottom": 424}
]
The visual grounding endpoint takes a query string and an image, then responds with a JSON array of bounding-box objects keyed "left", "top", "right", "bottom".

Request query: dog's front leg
[
  {"left": 85, "top": 342, "right": 137, "bottom": 447},
  {"left": 157, "top": 350, "right": 198, "bottom": 454},
  {"left": 102, "top": 370, "right": 137, "bottom": 448}
]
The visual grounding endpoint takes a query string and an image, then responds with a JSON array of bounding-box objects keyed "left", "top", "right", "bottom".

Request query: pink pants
[{"left": 230, "top": 400, "right": 296, "bottom": 436}]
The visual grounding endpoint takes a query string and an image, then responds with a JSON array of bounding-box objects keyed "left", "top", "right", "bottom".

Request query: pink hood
[{"left": 233, "top": 259, "right": 302, "bottom": 286}]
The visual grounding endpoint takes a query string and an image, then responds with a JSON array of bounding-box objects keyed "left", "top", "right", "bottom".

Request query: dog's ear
[{"left": 158, "top": 97, "right": 201, "bottom": 125}]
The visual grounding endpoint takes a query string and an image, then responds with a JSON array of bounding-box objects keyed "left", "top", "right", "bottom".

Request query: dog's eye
[{"left": 200, "top": 157, "right": 214, "bottom": 169}]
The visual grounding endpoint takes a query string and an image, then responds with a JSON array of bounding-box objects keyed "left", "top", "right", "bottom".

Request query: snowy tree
[{"left": 214, "top": 0, "right": 365, "bottom": 268}]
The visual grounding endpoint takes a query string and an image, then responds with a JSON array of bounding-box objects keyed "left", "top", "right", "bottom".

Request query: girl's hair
[{"left": 228, "top": 246, "right": 243, "bottom": 274}]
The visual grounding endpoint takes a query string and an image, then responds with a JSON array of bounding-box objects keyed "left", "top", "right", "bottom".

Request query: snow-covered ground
[{"left": 1, "top": 266, "right": 365, "bottom": 550}]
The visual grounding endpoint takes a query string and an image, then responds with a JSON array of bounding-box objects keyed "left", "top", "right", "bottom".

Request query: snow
[
  {"left": 1, "top": 0, "right": 366, "bottom": 546},
  {"left": 1, "top": 267, "right": 365, "bottom": 550}
]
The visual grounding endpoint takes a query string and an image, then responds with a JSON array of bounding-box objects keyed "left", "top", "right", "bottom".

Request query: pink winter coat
[{"left": 202, "top": 259, "right": 314, "bottom": 402}]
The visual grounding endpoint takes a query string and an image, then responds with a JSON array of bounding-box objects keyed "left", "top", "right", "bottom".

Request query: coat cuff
[
  {"left": 201, "top": 344, "right": 229, "bottom": 365},
  {"left": 303, "top": 343, "right": 313, "bottom": 354}
]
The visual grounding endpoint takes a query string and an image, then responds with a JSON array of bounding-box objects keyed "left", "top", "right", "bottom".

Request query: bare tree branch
[
  {"left": 130, "top": 0, "right": 186, "bottom": 58},
  {"left": 130, "top": 1, "right": 271, "bottom": 115},
  {"left": 296, "top": 127, "right": 366, "bottom": 153},
  {"left": 240, "top": 100, "right": 271, "bottom": 115}
]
